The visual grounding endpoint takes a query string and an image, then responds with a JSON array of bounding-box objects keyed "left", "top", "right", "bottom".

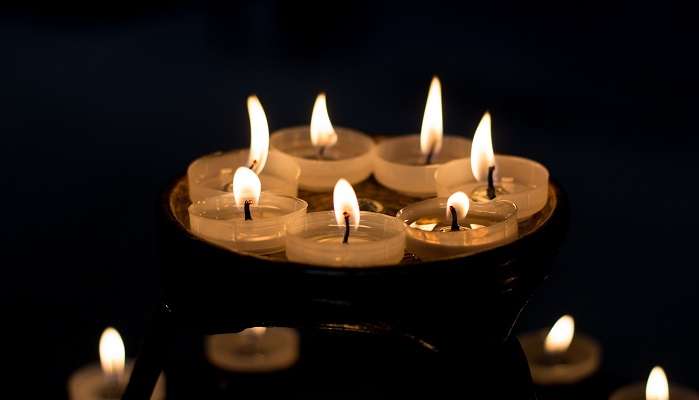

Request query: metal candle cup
[{"left": 396, "top": 197, "right": 518, "bottom": 261}]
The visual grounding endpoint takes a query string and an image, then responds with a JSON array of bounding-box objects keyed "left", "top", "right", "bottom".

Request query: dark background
[{"left": 3, "top": 1, "right": 698, "bottom": 397}]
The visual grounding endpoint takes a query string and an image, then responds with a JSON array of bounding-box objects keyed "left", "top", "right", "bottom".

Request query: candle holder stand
[{"left": 122, "top": 171, "right": 568, "bottom": 399}]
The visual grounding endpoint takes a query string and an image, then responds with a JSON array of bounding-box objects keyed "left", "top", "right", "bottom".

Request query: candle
[
  {"left": 373, "top": 76, "right": 471, "bottom": 197},
  {"left": 395, "top": 191, "right": 518, "bottom": 261},
  {"left": 206, "top": 327, "right": 300, "bottom": 373},
  {"left": 610, "top": 366, "right": 699, "bottom": 400},
  {"left": 68, "top": 327, "right": 165, "bottom": 400},
  {"left": 269, "top": 93, "right": 374, "bottom": 192},
  {"left": 189, "top": 167, "right": 308, "bottom": 255},
  {"left": 188, "top": 95, "right": 301, "bottom": 202},
  {"left": 519, "top": 315, "right": 601, "bottom": 385},
  {"left": 286, "top": 178, "right": 405, "bottom": 266},
  {"left": 434, "top": 111, "right": 549, "bottom": 219}
]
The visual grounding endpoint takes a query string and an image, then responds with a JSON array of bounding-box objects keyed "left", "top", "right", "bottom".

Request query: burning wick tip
[
  {"left": 449, "top": 206, "right": 461, "bottom": 231},
  {"left": 425, "top": 144, "right": 436, "bottom": 165},
  {"left": 248, "top": 159, "right": 257, "bottom": 170},
  {"left": 342, "top": 211, "right": 350, "bottom": 244},
  {"left": 244, "top": 200, "right": 253, "bottom": 220},
  {"left": 487, "top": 165, "right": 496, "bottom": 200}
]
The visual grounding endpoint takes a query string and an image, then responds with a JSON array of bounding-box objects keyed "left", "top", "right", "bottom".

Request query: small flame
[
  {"left": 245, "top": 327, "right": 268, "bottom": 336},
  {"left": 446, "top": 191, "right": 470, "bottom": 221},
  {"left": 646, "top": 366, "right": 669, "bottom": 400},
  {"left": 246, "top": 95, "right": 269, "bottom": 174},
  {"left": 232, "top": 167, "right": 261, "bottom": 207},
  {"left": 99, "top": 327, "right": 125, "bottom": 379},
  {"left": 544, "top": 315, "right": 575, "bottom": 354},
  {"left": 310, "top": 93, "right": 338, "bottom": 149},
  {"left": 333, "top": 178, "right": 360, "bottom": 229},
  {"left": 470, "top": 112, "right": 496, "bottom": 182},
  {"left": 420, "top": 76, "right": 443, "bottom": 157}
]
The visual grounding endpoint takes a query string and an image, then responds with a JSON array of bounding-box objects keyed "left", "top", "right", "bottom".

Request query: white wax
[
  {"left": 373, "top": 134, "right": 471, "bottom": 197},
  {"left": 434, "top": 155, "right": 549, "bottom": 220},
  {"left": 270, "top": 126, "right": 375, "bottom": 192},
  {"left": 609, "top": 383, "right": 699, "bottom": 400},
  {"left": 188, "top": 192, "right": 307, "bottom": 255},
  {"left": 519, "top": 330, "right": 601, "bottom": 385},
  {"left": 206, "top": 328, "right": 300, "bottom": 373},
  {"left": 285, "top": 211, "right": 405, "bottom": 267},
  {"left": 188, "top": 149, "right": 300, "bottom": 202},
  {"left": 68, "top": 361, "right": 165, "bottom": 400},
  {"left": 396, "top": 198, "right": 518, "bottom": 261}
]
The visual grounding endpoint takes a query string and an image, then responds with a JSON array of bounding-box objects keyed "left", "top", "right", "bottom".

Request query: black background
[{"left": 3, "top": 1, "right": 698, "bottom": 397}]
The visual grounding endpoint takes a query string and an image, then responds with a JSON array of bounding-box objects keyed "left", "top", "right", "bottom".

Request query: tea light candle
[
  {"left": 434, "top": 112, "right": 549, "bottom": 219},
  {"left": 374, "top": 77, "right": 471, "bottom": 197},
  {"left": 519, "top": 315, "right": 601, "bottom": 385},
  {"left": 610, "top": 366, "right": 699, "bottom": 400},
  {"left": 206, "top": 327, "right": 300, "bottom": 373},
  {"left": 395, "top": 191, "right": 518, "bottom": 261},
  {"left": 68, "top": 327, "right": 165, "bottom": 400},
  {"left": 188, "top": 95, "right": 301, "bottom": 202},
  {"left": 286, "top": 179, "right": 405, "bottom": 267},
  {"left": 189, "top": 167, "right": 308, "bottom": 255},
  {"left": 269, "top": 93, "right": 374, "bottom": 192}
]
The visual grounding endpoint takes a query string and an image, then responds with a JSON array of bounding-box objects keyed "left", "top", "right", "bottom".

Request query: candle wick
[
  {"left": 342, "top": 211, "right": 350, "bottom": 244},
  {"left": 244, "top": 200, "right": 253, "bottom": 221},
  {"left": 449, "top": 205, "right": 464, "bottom": 231},
  {"left": 248, "top": 159, "right": 257, "bottom": 170},
  {"left": 318, "top": 146, "right": 326, "bottom": 160},
  {"left": 425, "top": 144, "right": 435, "bottom": 165},
  {"left": 487, "top": 165, "right": 496, "bottom": 200}
]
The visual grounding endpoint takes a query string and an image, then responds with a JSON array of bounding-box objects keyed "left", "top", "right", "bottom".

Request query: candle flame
[
  {"left": 646, "top": 366, "right": 669, "bottom": 400},
  {"left": 245, "top": 327, "right": 268, "bottom": 336},
  {"left": 333, "top": 178, "right": 360, "bottom": 229},
  {"left": 544, "top": 315, "right": 575, "bottom": 354},
  {"left": 446, "top": 191, "right": 470, "bottom": 221},
  {"left": 99, "top": 327, "right": 125, "bottom": 379},
  {"left": 470, "top": 111, "right": 495, "bottom": 182},
  {"left": 232, "top": 166, "right": 261, "bottom": 207},
  {"left": 420, "top": 76, "right": 443, "bottom": 156},
  {"left": 246, "top": 95, "right": 269, "bottom": 174},
  {"left": 310, "top": 93, "right": 338, "bottom": 149}
]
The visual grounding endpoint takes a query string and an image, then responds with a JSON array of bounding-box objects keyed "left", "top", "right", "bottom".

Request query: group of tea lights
[
  {"left": 520, "top": 315, "right": 699, "bottom": 399},
  {"left": 186, "top": 76, "right": 549, "bottom": 266}
]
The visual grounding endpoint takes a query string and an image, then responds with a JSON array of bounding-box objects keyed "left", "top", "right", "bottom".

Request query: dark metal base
[{"left": 122, "top": 175, "right": 568, "bottom": 399}]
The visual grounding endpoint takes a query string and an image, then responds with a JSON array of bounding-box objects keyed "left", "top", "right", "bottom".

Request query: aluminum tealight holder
[
  {"left": 396, "top": 198, "right": 518, "bottom": 261},
  {"left": 188, "top": 192, "right": 307, "bottom": 255}
]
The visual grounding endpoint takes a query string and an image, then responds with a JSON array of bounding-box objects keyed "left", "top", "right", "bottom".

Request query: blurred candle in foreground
[
  {"left": 207, "top": 327, "right": 300, "bottom": 373},
  {"left": 519, "top": 315, "right": 601, "bottom": 385},
  {"left": 68, "top": 327, "right": 165, "bottom": 400},
  {"left": 610, "top": 366, "right": 699, "bottom": 400}
]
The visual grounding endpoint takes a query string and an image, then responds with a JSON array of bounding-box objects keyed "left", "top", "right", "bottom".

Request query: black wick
[
  {"left": 342, "top": 211, "right": 350, "bottom": 244},
  {"left": 425, "top": 143, "right": 436, "bottom": 165},
  {"left": 244, "top": 200, "right": 253, "bottom": 221},
  {"left": 487, "top": 165, "right": 496, "bottom": 200},
  {"left": 318, "top": 146, "right": 326, "bottom": 160},
  {"left": 248, "top": 159, "right": 257, "bottom": 170},
  {"left": 449, "top": 206, "right": 460, "bottom": 231}
]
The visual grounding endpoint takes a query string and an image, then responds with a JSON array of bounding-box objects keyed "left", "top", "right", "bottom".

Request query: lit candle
[
  {"left": 187, "top": 95, "right": 301, "bottom": 202},
  {"left": 68, "top": 327, "right": 165, "bottom": 400},
  {"left": 269, "top": 93, "right": 374, "bottom": 192},
  {"left": 434, "top": 111, "right": 549, "bottom": 219},
  {"left": 396, "top": 191, "right": 518, "bottom": 261},
  {"left": 610, "top": 366, "right": 699, "bottom": 400},
  {"left": 285, "top": 178, "right": 405, "bottom": 266},
  {"left": 206, "top": 327, "right": 300, "bottom": 373},
  {"left": 519, "top": 315, "right": 601, "bottom": 385},
  {"left": 189, "top": 167, "right": 308, "bottom": 255},
  {"left": 373, "top": 76, "right": 471, "bottom": 197}
]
